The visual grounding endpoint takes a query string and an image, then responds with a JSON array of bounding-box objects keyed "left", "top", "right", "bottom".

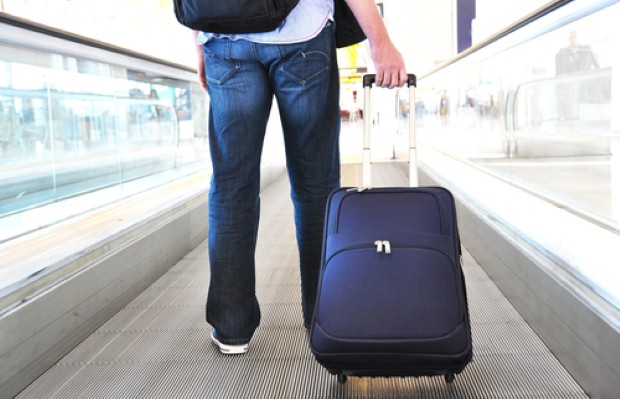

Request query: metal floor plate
[{"left": 18, "top": 166, "right": 588, "bottom": 398}]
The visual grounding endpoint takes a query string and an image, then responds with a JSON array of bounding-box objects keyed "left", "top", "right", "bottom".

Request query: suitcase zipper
[{"left": 327, "top": 241, "right": 454, "bottom": 264}]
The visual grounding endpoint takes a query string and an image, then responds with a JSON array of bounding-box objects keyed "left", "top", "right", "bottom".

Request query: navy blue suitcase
[{"left": 309, "top": 75, "right": 472, "bottom": 384}]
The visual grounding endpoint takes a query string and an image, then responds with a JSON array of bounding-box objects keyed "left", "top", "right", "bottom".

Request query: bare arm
[
  {"left": 344, "top": 0, "right": 407, "bottom": 88},
  {"left": 193, "top": 31, "right": 208, "bottom": 91}
]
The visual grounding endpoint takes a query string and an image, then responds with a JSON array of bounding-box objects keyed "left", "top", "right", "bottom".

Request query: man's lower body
[{"left": 202, "top": 22, "right": 341, "bottom": 348}]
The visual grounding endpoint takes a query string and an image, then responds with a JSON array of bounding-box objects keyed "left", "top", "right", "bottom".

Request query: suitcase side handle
[{"left": 363, "top": 74, "right": 417, "bottom": 88}]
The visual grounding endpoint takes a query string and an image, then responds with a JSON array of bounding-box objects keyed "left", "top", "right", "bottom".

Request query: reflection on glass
[
  {"left": 415, "top": 3, "right": 619, "bottom": 308},
  {"left": 417, "top": 6, "right": 615, "bottom": 226},
  {"left": 0, "top": 43, "right": 210, "bottom": 241}
]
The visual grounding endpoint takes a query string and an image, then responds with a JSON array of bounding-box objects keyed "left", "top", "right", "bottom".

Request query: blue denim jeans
[{"left": 203, "top": 22, "right": 340, "bottom": 345}]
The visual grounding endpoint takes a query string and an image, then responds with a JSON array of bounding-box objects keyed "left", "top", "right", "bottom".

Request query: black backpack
[
  {"left": 334, "top": 0, "right": 366, "bottom": 48},
  {"left": 173, "top": 0, "right": 365, "bottom": 48},
  {"left": 173, "top": 0, "right": 300, "bottom": 34}
]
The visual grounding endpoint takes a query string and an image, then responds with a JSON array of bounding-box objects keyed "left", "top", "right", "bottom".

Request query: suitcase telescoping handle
[{"left": 361, "top": 73, "right": 417, "bottom": 188}]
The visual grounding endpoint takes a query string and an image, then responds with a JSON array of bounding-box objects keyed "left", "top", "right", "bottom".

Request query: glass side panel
[
  {"left": 0, "top": 42, "right": 210, "bottom": 242},
  {"left": 415, "top": 2, "right": 619, "bottom": 308}
]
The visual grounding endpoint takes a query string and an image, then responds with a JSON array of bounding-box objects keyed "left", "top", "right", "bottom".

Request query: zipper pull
[
  {"left": 383, "top": 240, "right": 391, "bottom": 254},
  {"left": 373, "top": 240, "right": 391, "bottom": 254}
]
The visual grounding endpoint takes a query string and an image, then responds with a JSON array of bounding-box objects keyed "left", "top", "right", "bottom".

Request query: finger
[
  {"left": 387, "top": 70, "right": 407, "bottom": 88},
  {"left": 380, "top": 72, "right": 393, "bottom": 88},
  {"left": 375, "top": 72, "right": 385, "bottom": 87},
  {"left": 389, "top": 72, "right": 400, "bottom": 88},
  {"left": 386, "top": 72, "right": 399, "bottom": 89}
]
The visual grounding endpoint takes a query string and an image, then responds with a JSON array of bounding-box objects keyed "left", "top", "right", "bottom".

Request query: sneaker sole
[{"left": 211, "top": 332, "right": 249, "bottom": 355}]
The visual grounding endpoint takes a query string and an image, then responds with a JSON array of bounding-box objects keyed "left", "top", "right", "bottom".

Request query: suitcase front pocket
[{"left": 316, "top": 244, "right": 462, "bottom": 341}]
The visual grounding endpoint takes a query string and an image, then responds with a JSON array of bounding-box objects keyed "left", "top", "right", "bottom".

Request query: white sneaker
[{"left": 211, "top": 330, "right": 249, "bottom": 355}]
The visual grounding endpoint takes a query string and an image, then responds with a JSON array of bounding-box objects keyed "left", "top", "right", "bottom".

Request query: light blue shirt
[{"left": 197, "top": 0, "right": 333, "bottom": 44}]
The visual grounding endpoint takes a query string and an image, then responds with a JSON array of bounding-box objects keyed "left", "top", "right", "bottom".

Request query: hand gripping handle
[{"left": 362, "top": 74, "right": 416, "bottom": 88}]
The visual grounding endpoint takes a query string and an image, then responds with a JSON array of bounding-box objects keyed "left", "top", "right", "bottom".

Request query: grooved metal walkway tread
[{"left": 18, "top": 164, "right": 588, "bottom": 398}]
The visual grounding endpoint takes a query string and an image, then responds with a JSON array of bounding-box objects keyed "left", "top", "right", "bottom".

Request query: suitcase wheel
[
  {"left": 444, "top": 373, "right": 455, "bottom": 383},
  {"left": 337, "top": 374, "right": 348, "bottom": 384}
]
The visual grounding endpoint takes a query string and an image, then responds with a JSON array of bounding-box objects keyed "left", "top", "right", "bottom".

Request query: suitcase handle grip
[{"left": 363, "top": 73, "right": 416, "bottom": 88}]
